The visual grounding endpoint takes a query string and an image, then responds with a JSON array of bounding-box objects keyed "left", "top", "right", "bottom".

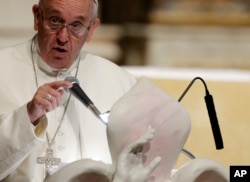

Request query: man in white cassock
[{"left": 0, "top": 0, "right": 136, "bottom": 181}]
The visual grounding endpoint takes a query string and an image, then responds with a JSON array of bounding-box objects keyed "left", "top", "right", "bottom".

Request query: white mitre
[{"left": 107, "top": 77, "right": 191, "bottom": 182}]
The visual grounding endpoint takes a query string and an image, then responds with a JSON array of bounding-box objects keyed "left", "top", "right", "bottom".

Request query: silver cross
[{"left": 37, "top": 148, "right": 61, "bottom": 169}]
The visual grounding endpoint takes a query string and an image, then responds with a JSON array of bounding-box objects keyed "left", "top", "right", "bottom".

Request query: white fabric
[
  {"left": 0, "top": 39, "right": 136, "bottom": 182},
  {"left": 107, "top": 77, "right": 191, "bottom": 181}
]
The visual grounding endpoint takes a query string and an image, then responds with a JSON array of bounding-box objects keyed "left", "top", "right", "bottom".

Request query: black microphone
[
  {"left": 64, "top": 76, "right": 94, "bottom": 107},
  {"left": 204, "top": 91, "right": 224, "bottom": 150},
  {"left": 178, "top": 77, "right": 224, "bottom": 150},
  {"left": 64, "top": 76, "right": 104, "bottom": 122}
]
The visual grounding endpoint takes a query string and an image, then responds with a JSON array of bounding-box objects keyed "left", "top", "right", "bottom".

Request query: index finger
[
  {"left": 145, "top": 156, "right": 162, "bottom": 175},
  {"left": 49, "top": 80, "right": 73, "bottom": 90}
]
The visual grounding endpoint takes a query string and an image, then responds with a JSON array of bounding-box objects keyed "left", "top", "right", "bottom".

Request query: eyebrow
[{"left": 44, "top": 9, "right": 87, "bottom": 22}]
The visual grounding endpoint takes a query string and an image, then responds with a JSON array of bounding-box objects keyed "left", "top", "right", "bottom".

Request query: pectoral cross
[{"left": 37, "top": 148, "right": 61, "bottom": 170}]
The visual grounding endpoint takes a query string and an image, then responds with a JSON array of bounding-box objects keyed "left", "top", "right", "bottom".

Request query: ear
[
  {"left": 86, "top": 18, "right": 100, "bottom": 42},
  {"left": 32, "top": 4, "right": 40, "bottom": 31}
]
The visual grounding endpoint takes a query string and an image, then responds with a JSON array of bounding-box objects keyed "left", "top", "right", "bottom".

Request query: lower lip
[{"left": 53, "top": 49, "right": 68, "bottom": 57}]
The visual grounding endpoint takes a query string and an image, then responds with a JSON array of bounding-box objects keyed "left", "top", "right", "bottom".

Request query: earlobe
[
  {"left": 32, "top": 4, "right": 40, "bottom": 31},
  {"left": 86, "top": 18, "right": 100, "bottom": 42}
]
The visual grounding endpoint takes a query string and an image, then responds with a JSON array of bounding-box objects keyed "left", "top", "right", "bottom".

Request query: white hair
[
  {"left": 39, "top": 0, "right": 99, "bottom": 18},
  {"left": 93, "top": 0, "right": 98, "bottom": 18}
]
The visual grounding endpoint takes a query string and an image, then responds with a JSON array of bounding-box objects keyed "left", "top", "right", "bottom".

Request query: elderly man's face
[{"left": 32, "top": 0, "right": 99, "bottom": 69}]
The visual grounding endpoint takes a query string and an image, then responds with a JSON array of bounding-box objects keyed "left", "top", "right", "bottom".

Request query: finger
[
  {"left": 44, "top": 83, "right": 67, "bottom": 107},
  {"left": 40, "top": 93, "right": 54, "bottom": 111},
  {"left": 124, "top": 126, "right": 155, "bottom": 154},
  {"left": 49, "top": 80, "right": 73, "bottom": 90},
  {"left": 45, "top": 102, "right": 53, "bottom": 112},
  {"left": 47, "top": 93, "right": 58, "bottom": 110},
  {"left": 38, "top": 88, "right": 56, "bottom": 112},
  {"left": 47, "top": 89, "right": 63, "bottom": 107},
  {"left": 143, "top": 125, "right": 155, "bottom": 141},
  {"left": 144, "top": 156, "right": 162, "bottom": 175},
  {"left": 137, "top": 126, "right": 155, "bottom": 145},
  {"left": 56, "top": 89, "right": 64, "bottom": 106},
  {"left": 36, "top": 95, "right": 52, "bottom": 112}
]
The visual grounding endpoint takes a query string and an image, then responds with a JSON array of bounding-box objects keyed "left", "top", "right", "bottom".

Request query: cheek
[
  {"left": 38, "top": 32, "right": 55, "bottom": 55},
  {"left": 71, "top": 38, "right": 86, "bottom": 54}
]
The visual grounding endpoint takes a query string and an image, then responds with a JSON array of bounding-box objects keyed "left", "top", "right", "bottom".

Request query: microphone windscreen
[
  {"left": 65, "top": 76, "right": 79, "bottom": 84},
  {"left": 205, "top": 94, "right": 224, "bottom": 149}
]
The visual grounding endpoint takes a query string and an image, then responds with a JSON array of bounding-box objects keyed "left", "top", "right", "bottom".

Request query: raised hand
[
  {"left": 27, "top": 81, "right": 72, "bottom": 124},
  {"left": 113, "top": 125, "right": 162, "bottom": 182}
]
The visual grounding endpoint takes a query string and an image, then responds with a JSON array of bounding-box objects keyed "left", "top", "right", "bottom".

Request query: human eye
[
  {"left": 70, "top": 22, "right": 83, "bottom": 31},
  {"left": 49, "top": 16, "right": 62, "bottom": 26}
]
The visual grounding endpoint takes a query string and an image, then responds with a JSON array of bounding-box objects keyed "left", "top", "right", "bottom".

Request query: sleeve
[{"left": 0, "top": 104, "right": 47, "bottom": 180}]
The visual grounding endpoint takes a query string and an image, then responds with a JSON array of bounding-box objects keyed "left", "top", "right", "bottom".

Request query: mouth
[{"left": 53, "top": 47, "right": 68, "bottom": 53}]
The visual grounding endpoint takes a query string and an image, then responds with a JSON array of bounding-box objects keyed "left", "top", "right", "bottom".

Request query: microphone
[
  {"left": 178, "top": 77, "right": 224, "bottom": 150},
  {"left": 65, "top": 76, "right": 223, "bottom": 152},
  {"left": 64, "top": 76, "right": 108, "bottom": 124},
  {"left": 204, "top": 91, "right": 224, "bottom": 150}
]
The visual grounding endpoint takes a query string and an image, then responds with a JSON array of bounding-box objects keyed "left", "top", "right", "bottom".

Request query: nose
[{"left": 56, "top": 26, "right": 69, "bottom": 45}]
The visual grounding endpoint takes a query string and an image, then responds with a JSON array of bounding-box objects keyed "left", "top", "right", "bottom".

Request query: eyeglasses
[{"left": 40, "top": 9, "right": 91, "bottom": 37}]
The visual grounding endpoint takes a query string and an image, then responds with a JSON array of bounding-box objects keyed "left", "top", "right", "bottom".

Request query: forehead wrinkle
[
  {"left": 44, "top": 9, "right": 87, "bottom": 22},
  {"left": 41, "top": 0, "right": 94, "bottom": 21}
]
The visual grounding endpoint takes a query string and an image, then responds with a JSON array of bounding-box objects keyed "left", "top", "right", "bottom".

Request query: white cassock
[{"left": 0, "top": 38, "right": 136, "bottom": 182}]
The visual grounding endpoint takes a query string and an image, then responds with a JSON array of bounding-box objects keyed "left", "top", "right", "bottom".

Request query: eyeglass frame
[{"left": 39, "top": 7, "right": 93, "bottom": 37}]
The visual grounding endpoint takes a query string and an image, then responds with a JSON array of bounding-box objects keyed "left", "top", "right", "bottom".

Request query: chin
[{"left": 50, "top": 56, "right": 71, "bottom": 67}]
